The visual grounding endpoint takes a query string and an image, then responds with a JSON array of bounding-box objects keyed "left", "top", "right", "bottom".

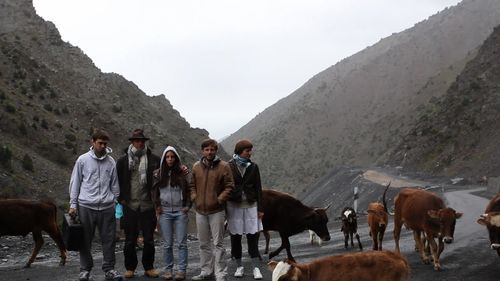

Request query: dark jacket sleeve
[
  {"left": 254, "top": 164, "right": 263, "bottom": 212},
  {"left": 151, "top": 168, "right": 161, "bottom": 209},
  {"left": 116, "top": 155, "right": 129, "bottom": 204}
]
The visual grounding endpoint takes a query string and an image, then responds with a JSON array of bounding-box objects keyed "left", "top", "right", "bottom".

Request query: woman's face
[
  {"left": 239, "top": 148, "right": 252, "bottom": 159},
  {"left": 165, "top": 151, "right": 177, "bottom": 167}
]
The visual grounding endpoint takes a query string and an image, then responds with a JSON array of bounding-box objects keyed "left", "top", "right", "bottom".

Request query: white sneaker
[
  {"left": 253, "top": 268, "right": 263, "bottom": 280},
  {"left": 234, "top": 266, "right": 244, "bottom": 278}
]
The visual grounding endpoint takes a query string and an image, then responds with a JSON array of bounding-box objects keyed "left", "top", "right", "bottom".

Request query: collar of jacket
[{"left": 201, "top": 156, "right": 221, "bottom": 168}]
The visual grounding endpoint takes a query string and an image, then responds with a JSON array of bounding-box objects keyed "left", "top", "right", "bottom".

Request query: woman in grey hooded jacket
[{"left": 152, "top": 146, "right": 191, "bottom": 280}]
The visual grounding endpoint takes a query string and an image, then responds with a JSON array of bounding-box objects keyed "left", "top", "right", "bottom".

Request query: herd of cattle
[{"left": 1, "top": 187, "right": 500, "bottom": 281}]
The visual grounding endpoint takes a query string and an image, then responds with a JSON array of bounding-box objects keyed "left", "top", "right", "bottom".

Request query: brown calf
[
  {"left": 393, "top": 188, "right": 462, "bottom": 271},
  {"left": 477, "top": 194, "right": 500, "bottom": 259},
  {"left": 268, "top": 250, "right": 409, "bottom": 281},
  {"left": 367, "top": 184, "right": 390, "bottom": 250},
  {"left": 0, "top": 199, "right": 67, "bottom": 267}
]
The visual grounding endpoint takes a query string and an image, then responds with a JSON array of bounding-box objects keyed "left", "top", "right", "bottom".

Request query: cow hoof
[
  {"left": 422, "top": 258, "right": 430, "bottom": 264},
  {"left": 434, "top": 264, "right": 441, "bottom": 271},
  {"left": 23, "top": 263, "right": 31, "bottom": 268}
]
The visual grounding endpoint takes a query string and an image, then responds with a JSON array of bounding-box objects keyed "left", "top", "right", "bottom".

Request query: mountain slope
[
  {"left": 387, "top": 25, "right": 500, "bottom": 180},
  {"left": 222, "top": 0, "right": 500, "bottom": 193},
  {"left": 0, "top": 0, "right": 212, "bottom": 203}
]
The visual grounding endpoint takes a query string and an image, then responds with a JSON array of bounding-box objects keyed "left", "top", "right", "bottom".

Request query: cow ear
[
  {"left": 427, "top": 210, "right": 439, "bottom": 219},
  {"left": 455, "top": 212, "right": 463, "bottom": 219},
  {"left": 267, "top": 260, "right": 278, "bottom": 271}
]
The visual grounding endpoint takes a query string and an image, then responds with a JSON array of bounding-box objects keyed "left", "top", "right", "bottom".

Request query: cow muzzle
[
  {"left": 321, "top": 235, "right": 331, "bottom": 242},
  {"left": 490, "top": 243, "right": 500, "bottom": 250},
  {"left": 443, "top": 236, "right": 453, "bottom": 244}
]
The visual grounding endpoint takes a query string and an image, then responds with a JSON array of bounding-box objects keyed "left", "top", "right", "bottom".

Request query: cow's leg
[
  {"left": 355, "top": 233, "right": 363, "bottom": 250},
  {"left": 379, "top": 227, "right": 386, "bottom": 251},
  {"left": 269, "top": 232, "right": 286, "bottom": 260},
  {"left": 426, "top": 234, "right": 441, "bottom": 271},
  {"left": 343, "top": 232, "right": 349, "bottom": 249},
  {"left": 372, "top": 231, "right": 378, "bottom": 250},
  {"left": 414, "top": 230, "right": 429, "bottom": 264},
  {"left": 263, "top": 230, "right": 270, "bottom": 254},
  {"left": 26, "top": 230, "right": 44, "bottom": 267},
  {"left": 437, "top": 236, "right": 444, "bottom": 256},
  {"left": 45, "top": 223, "right": 67, "bottom": 266},
  {"left": 393, "top": 217, "right": 403, "bottom": 253},
  {"left": 350, "top": 232, "right": 354, "bottom": 247},
  {"left": 282, "top": 235, "right": 295, "bottom": 262}
]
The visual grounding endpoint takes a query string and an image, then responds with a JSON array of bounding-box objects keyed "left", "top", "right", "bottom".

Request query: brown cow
[
  {"left": 261, "top": 189, "right": 330, "bottom": 261},
  {"left": 393, "top": 188, "right": 462, "bottom": 271},
  {"left": 477, "top": 194, "right": 500, "bottom": 258},
  {"left": 367, "top": 183, "right": 390, "bottom": 250},
  {"left": 268, "top": 250, "right": 409, "bottom": 281},
  {"left": 0, "top": 199, "right": 67, "bottom": 267}
]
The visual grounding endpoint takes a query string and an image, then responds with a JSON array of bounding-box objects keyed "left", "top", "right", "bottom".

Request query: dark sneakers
[{"left": 105, "top": 269, "right": 124, "bottom": 281}]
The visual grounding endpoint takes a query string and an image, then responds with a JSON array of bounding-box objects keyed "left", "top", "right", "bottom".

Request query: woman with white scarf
[{"left": 227, "top": 139, "right": 264, "bottom": 280}]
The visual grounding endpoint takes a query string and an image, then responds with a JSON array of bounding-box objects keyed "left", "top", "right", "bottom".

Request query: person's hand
[
  {"left": 258, "top": 212, "right": 264, "bottom": 219},
  {"left": 68, "top": 208, "right": 77, "bottom": 218},
  {"left": 156, "top": 207, "right": 162, "bottom": 216},
  {"left": 181, "top": 165, "right": 189, "bottom": 176},
  {"left": 181, "top": 207, "right": 189, "bottom": 214}
]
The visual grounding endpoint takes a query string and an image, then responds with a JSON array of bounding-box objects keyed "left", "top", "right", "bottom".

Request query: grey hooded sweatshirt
[{"left": 69, "top": 147, "right": 120, "bottom": 210}]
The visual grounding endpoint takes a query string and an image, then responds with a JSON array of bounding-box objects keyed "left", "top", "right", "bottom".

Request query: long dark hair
[{"left": 159, "top": 151, "right": 182, "bottom": 188}]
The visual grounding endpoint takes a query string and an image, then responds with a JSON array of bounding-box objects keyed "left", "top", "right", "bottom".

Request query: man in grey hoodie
[{"left": 68, "top": 129, "right": 123, "bottom": 281}]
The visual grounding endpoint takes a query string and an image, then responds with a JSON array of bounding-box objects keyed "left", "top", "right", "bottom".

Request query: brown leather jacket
[{"left": 190, "top": 157, "right": 234, "bottom": 215}]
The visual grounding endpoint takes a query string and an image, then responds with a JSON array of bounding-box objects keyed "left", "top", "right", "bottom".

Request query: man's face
[
  {"left": 202, "top": 145, "right": 217, "bottom": 161},
  {"left": 92, "top": 138, "right": 108, "bottom": 155},
  {"left": 131, "top": 139, "right": 146, "bottom": 150}
]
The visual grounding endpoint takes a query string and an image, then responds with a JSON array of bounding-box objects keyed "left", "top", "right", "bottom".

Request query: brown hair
[
  {"left": 92, "top": 129, "right": 110, "bottom": 141},
  {"left": 201, "top": 139, "right": 218, "bottom": 150},
  {"left": 234, "top": 139, "right": 253, "bottom": 155}
]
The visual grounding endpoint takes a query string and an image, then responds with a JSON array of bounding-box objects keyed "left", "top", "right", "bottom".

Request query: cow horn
[{"left": 324, "top": 203, "right": 332, "bottom": 210}]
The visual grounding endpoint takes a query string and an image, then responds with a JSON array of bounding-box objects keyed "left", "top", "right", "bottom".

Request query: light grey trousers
[
  {"left": 78, "top": 206, "right": 116, "bottom": 272},
  {"left": 196, "top": 210, "right": 227, "bottom": 281}
]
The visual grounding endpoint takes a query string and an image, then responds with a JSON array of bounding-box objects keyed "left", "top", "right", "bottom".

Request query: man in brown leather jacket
[{"left": 190, "top": 139, "right": 234, "bottom": 281}]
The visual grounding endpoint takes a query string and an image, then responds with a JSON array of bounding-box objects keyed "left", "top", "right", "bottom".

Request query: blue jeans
[{"left": 159, "top": 210, "right": 188, "bottom": 272}]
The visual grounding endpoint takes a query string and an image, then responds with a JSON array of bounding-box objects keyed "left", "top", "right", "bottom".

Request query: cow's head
[
  {"left": 367, "top": 204, "right": 388, "bottom": 228},
  {"left": 428, "top": 207, "right": 462, "bottom": 244},
  {"left": 341, "top": 207, "right": 357, "bottom": 224},
  {"left": 268, "top": 260, "right": 302, "bottom": 281},
  {"left": 477, "top": 212, "right": 500, "bottom": 256},
  {"left": 307, "top": 207, "right": 331, "bottom": 242}
]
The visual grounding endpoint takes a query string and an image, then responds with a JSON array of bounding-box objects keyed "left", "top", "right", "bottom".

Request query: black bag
[{"left": 62, "top": 213, "right": 84, "bottom": 251}]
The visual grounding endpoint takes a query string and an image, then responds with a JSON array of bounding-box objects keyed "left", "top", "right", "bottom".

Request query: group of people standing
[{"left": 69, "top": 128, "right": 265, "bottom": 281}]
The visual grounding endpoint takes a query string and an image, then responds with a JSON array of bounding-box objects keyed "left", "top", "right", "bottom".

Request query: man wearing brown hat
[{"left": 116, "top": 129, "right": 161, "bottom": 278}]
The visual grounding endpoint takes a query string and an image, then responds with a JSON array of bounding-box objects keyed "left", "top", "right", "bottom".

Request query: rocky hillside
[
  {"left": 0, "top": 0, "right": 214, "bottom": 204},
  {"left": 222, "top": 0, "right": 500, "bottom": 194},
  {"left": 387, "top": 25, "right": 500, "bottom": 180}
]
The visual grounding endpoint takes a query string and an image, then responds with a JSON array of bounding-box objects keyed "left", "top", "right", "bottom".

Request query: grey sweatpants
[{"left": 78, "top": 206, "right": 116, "bottom": 272}]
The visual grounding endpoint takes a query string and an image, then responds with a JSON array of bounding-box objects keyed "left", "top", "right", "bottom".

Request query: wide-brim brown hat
[{"left": 128, "top": 129, "right": 150, "bottom": 141}]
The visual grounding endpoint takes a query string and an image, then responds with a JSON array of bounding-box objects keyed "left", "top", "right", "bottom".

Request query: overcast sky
[{"left": 33, "top": 0, "right": 461, "bottom": 140}]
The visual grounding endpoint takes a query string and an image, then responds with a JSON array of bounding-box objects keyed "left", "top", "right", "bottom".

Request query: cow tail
[{"left": 383, "top": 182, "right": 390, "bottom": 214}]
